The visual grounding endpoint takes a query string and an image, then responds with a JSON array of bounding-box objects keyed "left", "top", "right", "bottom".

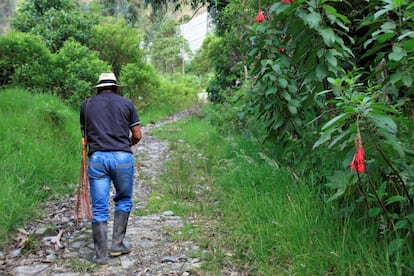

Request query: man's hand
[{"left": 130, "top": 125, "right": 142, "bottom": 145}]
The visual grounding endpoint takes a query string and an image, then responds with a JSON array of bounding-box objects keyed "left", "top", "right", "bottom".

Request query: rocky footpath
[{"left": 0, "top": 107, "right": 209, "bottom": 276}]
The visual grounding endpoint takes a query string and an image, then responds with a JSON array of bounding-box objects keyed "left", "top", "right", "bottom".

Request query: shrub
[
  {"left": 0, "top": 31, "right": 52, "bottom": 90},
  {"left": 87, "top": 19, "right": 145, "bottom": 76},
  {"left": 52, "top": 39, "right": 111, "bottom": 107},
  {"left": 119, "top": 62, "right": 160, "bottom": 111},
  {"left": 0, "top": 88, "right": 80, "bottom": 246},
  {"left": 12, "top": 0, "right": 98, "bottom": 52},
  {"left": 156, "top": 73, "right": 198, "bottom": 110}
]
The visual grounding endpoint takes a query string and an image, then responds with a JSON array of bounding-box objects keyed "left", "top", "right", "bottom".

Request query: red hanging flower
[
  {"left": 256, "top": 10, "right": 265, "bottom": 22},
  {"left": 282, "top": 0, "right": 294, "bottom": 4},
  {"left": 350, "top": 137, "right": 365, "bottom": 173},
  {"left": 278, "top": 48, "right": 284, "bottom": 53}
]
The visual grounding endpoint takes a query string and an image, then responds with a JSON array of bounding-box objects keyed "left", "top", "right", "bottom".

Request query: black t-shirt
[{"left": 80, "top": 92, "right": 140, "bottom": 156}]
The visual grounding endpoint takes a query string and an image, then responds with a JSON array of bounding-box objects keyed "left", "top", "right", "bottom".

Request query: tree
[
  {"left": 12, "top": 0, "right": 98, "bottom": 52},
  {"left": 52, "top": 39, "right": 111, "bottom": 107},
  {"left": 87, "top": 19, "right": 145, "bottom": 77},
  {"left": 149, "top": 18, "right": 191, "bottom": 73},
  {"left": 0, "top": 31, "right": 52, "bottom": 89}
]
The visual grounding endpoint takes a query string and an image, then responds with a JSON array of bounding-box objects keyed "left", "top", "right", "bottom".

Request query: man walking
[{"left": 80, "top": 72, "right": 142, "bottom": 267}]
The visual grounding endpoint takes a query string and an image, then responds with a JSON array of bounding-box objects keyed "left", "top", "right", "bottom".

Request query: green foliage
[
  {"left": 0, "top": 31, "right": 53, "bottom": 89},
  {"left": 52, "top": 39, "right": 111, "bottom": 107},
  {"left": 87, "top": 19, "right": 145, "bottom": 76},
  {"left": 12, "top": 0, "right": 99, "bottom": 52},
  {"left": 120, "top": 62, "right": 160, "bottom": 110},
  {"left": 186, "top": 34, "right": 216, "bottom": 88},
  {"left": 356, "top": 0, "right": 414, "bottom": 103},
  {"left": 152, "top": 112, "right": 413, "bottom": 274},
  {"left": 150, "top": 18, "right": 191, "bottom": 73},
  {"left": 99, "top": 0, "right": 148, "bottom": 27},
  {"left": 245, "top": 0, "right": 353, "bottom": 143},
  {"left": 0, "top": 88, "right": 80, "bottom": 246},
  {"left": 203, "top": 0, "right": 414, "bottom": 267},
  {"left": 314, "top": 72, "right": 414, "bottom": 251},
  {"left": 157, "top": 74, "right": 199, "bottom": 108},
  {"left": 133, "top": 72, "right": 201, "bottom": 124}
]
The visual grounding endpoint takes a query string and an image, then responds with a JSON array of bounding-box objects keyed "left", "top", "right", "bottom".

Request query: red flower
[
  {"left": 350, "top": 138, "right": 365, "bottom": 173},
  {"left": 282, "top": 0, "right": 294, "bottom": 4},
  {"left": 256, "top": 10, "right": 265, "bottom": 22},
  {"left": 278, "top": 48, "right": 284, "bottom": 53}
]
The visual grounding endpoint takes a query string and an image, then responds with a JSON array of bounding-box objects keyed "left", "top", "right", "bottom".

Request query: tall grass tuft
[{"left": 0, "top": 88, "right": 80, "bottom": 246}]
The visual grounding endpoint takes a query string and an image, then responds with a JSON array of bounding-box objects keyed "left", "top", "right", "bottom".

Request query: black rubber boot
[
  {"left": 92, "top": 221, "right": 108, "bottom": 267},
  {"left": 110, "top": 211, "right": 132, "bottom": 257}
]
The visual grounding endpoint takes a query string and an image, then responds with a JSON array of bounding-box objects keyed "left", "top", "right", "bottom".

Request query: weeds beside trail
[
  {"left": 0, "top": 87, "right": 198, "bottom": 247},
  {"left": 0, "top": 103, "right": 207, "bottom": 275},
  {"left": 151, "top": 106, "right": 412, "bottom": 275},
  {"left": 1, "top": 88, "right": 412, "bottom": 274},
  {"left": 0, "top": 88, "right": 80, "bottom": 245}
]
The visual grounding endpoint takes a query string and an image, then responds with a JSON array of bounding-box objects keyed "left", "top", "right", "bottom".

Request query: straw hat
[{"left": 93, "top": 73, "right": 122, "bottom": 88}]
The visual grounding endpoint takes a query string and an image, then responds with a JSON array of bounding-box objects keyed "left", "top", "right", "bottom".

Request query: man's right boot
[
  {"left": 92, "top": 221, "right": 108, "bottom": 267},
  {"left": 110, "top": 211, "right": 132, "bottom": 257}
]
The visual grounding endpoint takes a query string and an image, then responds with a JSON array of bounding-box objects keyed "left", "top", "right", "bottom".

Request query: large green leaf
[
  {"left": 385, "top": 195, "right": 407, "bottom": 205},
  {"left": 377, "top": 131, "right": 406, "bottom": 158},
  {"left": 394, "top": 219, "right": 408, "bottom": 230},
  {"left": 377, "top": 33, "right": 395, "bottom": 44},
  {"left": 270, "top": 2, "right": 288, "bottom": 15},
  {"left": 323, "top": 4, "right": 350, "bottom": 26},
  {"left": 369, "top": 113, "right": 397, "bottom": 133},
  {"left": 287, "top": 104, "right": 297, "bottom": 115},
  {"left": 403, "top": 38, "right": 414, "bottom": 52},
  {"left": 325, "top": 170, "right": 354, "bottom": 202},
  {"left": 388, "top": 239, "right": 405, "bottom": 256},
  {"left": 298, "top": 9, "right": 321, "bottom": 30},
  {"left": 389, "top": 51, "right": 405, "bottom": 61},
  {"left": 326, "top": 49, "right": 338, "bottom": 67},
  {"left": 320, "top": 27, "right": 336, "bottom": 47},
  {"left": 321, "top": 113, "right": 351, "bottom": 131},
  {"left": 315, "top": 64, "right": 328, "bottom": 81},
  {"left": 368, "top": 208, "right": 382, "bottom": 217},
  {"left": 278, "top": 78, "right": 288, "bottom": 88},
  {"left": 313, "top": 127, "right": 335, "bottom": 149},
  {"left": 389, "top": 45, "right": 406, "bottom": 61},
  {"left": 281, "top": 91, "right": 291, "bottom": 101},
  {"left": 402, "top": 73, "right": 413, "bottom": 87},
  {"left": 328, "top": 126, "right": 354, "bottom": 149}
]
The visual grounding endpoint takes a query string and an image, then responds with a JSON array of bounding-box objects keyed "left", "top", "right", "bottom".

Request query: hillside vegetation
[
  {"left": 1, "top": 0, "right": 414, "bottom": 273},
  {"left": 0, "top": 88, "right": 80, "bottom": 244},
  {"left": 149, "top": 112, "right": 413, "bottom": 274}
]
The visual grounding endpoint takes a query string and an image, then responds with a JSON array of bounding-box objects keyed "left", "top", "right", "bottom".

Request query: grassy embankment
[
  {"left": 1, "top": 87, "right": 410, "bottom": 274},
  {"left": 146, "top": 107, "right": 409, "bottom": 275},
  {"left": 0, "top": 86, "right": 195, "bottom": 247},
  {"left": 0, "top": 88, "right": 80, "bottom": 245}
]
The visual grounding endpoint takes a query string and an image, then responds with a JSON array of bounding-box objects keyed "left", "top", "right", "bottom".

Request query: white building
[{"left": 180, "top": 11, "right": 213, "bottom": 58}]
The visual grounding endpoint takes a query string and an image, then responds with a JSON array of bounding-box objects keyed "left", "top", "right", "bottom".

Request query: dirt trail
[{"left": 0, "top": 107, "right": 207, "bottom": 276}]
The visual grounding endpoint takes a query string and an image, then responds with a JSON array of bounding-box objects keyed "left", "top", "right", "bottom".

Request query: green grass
[
  {"left": 151, "top": 106, "right": 413, "bottom": 275},
  {"left": 0, "top": 82, "right": 199, "bottom": 247},
  {"left": 1, "top": 87, "right": 411, "bottom": 274},
  {"left": 139, "top": 97, "right": 199, "bottom": 125},
  {"left": 0, "top": 88, "right": 80, "bottom": 246}
]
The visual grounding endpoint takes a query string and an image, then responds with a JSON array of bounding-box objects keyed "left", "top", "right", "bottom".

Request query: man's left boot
[
  {"left": 92, "top": 221, "right": 108, "bottom": 267},
  {"left": 110, "top": 211, "right": 132, "bottom": 257}
]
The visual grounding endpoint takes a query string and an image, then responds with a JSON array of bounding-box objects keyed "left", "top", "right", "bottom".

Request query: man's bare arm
[{"left": 130, "top": 125, "right": 142, "bottom": 145}]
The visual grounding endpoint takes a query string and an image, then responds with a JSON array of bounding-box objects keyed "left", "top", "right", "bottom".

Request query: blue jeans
[{"left": 88, "top": 151, "right": 134, "bottom": 223}]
